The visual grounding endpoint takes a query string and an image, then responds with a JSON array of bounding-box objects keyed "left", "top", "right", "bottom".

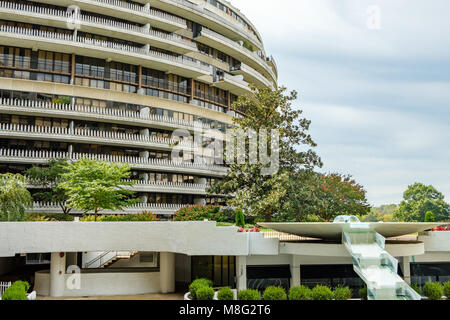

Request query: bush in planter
[
  {"left": 359, "top": 287, "right": 368, "bottom": 300},
  {"left": 235, "top": 209, "right": 245, "bottom": 228},
  {"left": 238, "top": 289, "right": 261, "bottom": 300},
  {"left": 289, "top": 285, "right": 312, "bottom": 300},
  {"left": 333, "top": 286, "right": 352, "bottom": 300},
  {"left": 311, "top": 285, "right": 334, "bottom": 300},
  {"left": 411, "top": 283, "right": 421, "bottom": 295},
  {"left": 217, "top": 287, "right": 234, "bottom": 300},
  {"left": 423, "top": 282, "right": 443, "bottom": 300},
  {"left": 173, "top": 205, "right": 222, "bottom": 222},
  {"left": 196, "top": 287, "right": 215, "bottom": 300},
  {"left": 189, "top": 278, "right": 213, "bottom": 299},
  {"left": 443, "top": 282, "right": 450, "bottom": 298},
  {"left": 263, "top": 286, "right": 287, "bottom": 300},
  {"left": 1, "top": 280, "right": 30, "bottom": 300}
]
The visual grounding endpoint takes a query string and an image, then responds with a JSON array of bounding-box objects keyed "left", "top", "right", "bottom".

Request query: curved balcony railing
[
  {"left": 230, "top": 63, "right": 273, "bottom": 89},
  {"left": 29, "top": 201, "right": 185, "bottom": 215},
  {"left": 198, "top": 27, "right": 276, "bottom": 82},
  {"left": 125, "top": 179, "right": 207, "bottom": 194},
  {"left": 0, "top": 123, "right": 196, "bottom": 149},
  {"left": 0, "top": 148, "right": 228, "bottom": 176},
  {"left": 0, "top": 25, "right": 211, "bottom": 74},
  {"left": 0, "top": 1, "right": 194, "bottom": 49},
  {"left": 0, "top": 98, "right": 211, "bottom": 131}
]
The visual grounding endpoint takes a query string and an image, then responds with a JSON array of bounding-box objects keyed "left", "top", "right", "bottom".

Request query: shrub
[
  {"left": 235, "top": 209, "right": 245, "bottom": 228},
  {"left": 173, "top": 205, "right": 222, "bottom": 222},
  {"left": 25, "top": 213, "right": 74, "bottom": 222},
  {"left": 80, "top": 211, "right": 158, "bottom": 222},
  {"left": 196, "top": 287, "right": 215, "bottom": 300},
  {"left": 333, "top": 286, "right": 352, "bottom": 300},
  {"left": 219, "top": 208, "right": 236, "bottom": 223},
  {"left": 424, "top": 211, "right": 435, "bottom": 222},
  {"left": 289, "top": 286, "right": 312, "bottom": 300},
  {"left": 443, "top": 282, "right": 450, "bottom": 298},
  {"left": 238, "top": 289, "right": 261, "bottom": 300},
  {"left": 423, "top": 282, "right": 443, "bottom": 300},
  {"left": 263, "top": 286, "right": 287, "bottom": 300},
  {"left": 311, "top": 285, "right": 334, "bottom": 300},
  {"left": 359, "top": 287, "right": 368, "bottom": 300},
  {"left": 189, "top": 278, "right": 213, "bottom": 299},
  {"left": 411, "top": 283, "right": 421, "bottom": 295},
  {"left": 217, "top": 287, "right": 234, "bottom": 300},
  {"left": 1, "top": 280, "right": 30, "bottom": 300}
]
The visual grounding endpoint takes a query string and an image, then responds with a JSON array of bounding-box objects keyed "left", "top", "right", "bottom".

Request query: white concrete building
[{"left": 0, "top": 221, "right": 448, "bottom": 299}]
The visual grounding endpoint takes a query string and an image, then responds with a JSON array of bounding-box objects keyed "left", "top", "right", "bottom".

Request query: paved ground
[{"left": 37, "top": 292, "right": 185, "bottom": 300}]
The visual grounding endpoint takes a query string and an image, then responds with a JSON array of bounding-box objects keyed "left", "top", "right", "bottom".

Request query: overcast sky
[{"left": 234, "top": 0, "right": 450, "bottom": 206}]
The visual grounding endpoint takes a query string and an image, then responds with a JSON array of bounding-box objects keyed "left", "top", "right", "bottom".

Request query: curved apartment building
[{"left": 0, "top": 0, "right": 277, "bottom": 217}]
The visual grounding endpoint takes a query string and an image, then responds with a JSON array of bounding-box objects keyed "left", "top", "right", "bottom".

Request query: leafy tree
[
  {"left": 59, "top": 158, "right": 138, "bottom": 221},
  {"left": 424, "top": 211, "right": 435, "bottom": 222},
  {"left": 361, "top": 204, "right": 398, "bottom": 222},
  {"left": 209, "top": 86, "right": 322, "bottom": 222},
  {"left": 393, "top": 183, "right": 449, "bottom": 222},
  {"left": 0, "top": 173, "right": 33, "bottom": 221},
  {"left": 25, "top": 159, "right": 71, "bottom": 215},
  {"left": 282, "top": 171, "right": 370, "bottom": 222}
]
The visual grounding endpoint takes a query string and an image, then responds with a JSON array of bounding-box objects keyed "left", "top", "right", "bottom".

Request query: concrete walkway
[{"left": 38, "top": 292, "right": 185, "bottom": 300}]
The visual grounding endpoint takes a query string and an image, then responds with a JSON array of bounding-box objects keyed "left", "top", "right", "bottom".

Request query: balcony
[
  {"left": 0, "top": 25, "right": 212, "bottom": 79},
  {"left": 0, "top": 1, "right": 195, "bottom": 54},
  {"left": 148, "top": 0, "right": 263, "bottom": 51},
  {"left": 212, "top": 72, "right": 250, "bottom": 96},
  {"left": 30, "top": 0, "right": 187, "bottom": 31},
  {"left": 0, "top": 148, "right": 228, "bottom": 177},
  {"left": 29, "top": 201, "right": 185, "bottom": 216},
  {"left": 0, "top": 123, "right": 196, "bottom": 152},
  {"left": 0, "top": 98, "right": 211, "bottom": 132},
  {"left": 124, "top": 180, "right": 207, "bottom": 195},
  {"left": 195, "top": 27, "right": 277, "bottom": 83},
  {"left": 230, "top": 63, "right": 274, "bottom": 89}
]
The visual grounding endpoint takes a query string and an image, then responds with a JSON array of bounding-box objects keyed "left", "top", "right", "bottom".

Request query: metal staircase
[
  {"left": 84, "top": 251, "right": 138, "bottom": 269},
  {"left": 336, "top": 216, "right": 421, "bottom": 300}
]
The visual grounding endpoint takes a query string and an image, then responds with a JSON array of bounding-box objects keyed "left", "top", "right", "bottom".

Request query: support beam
[
  {"left": 401, "top": 256, "right": 411, "bottom": 285},
  {"left": 160, "top": 252, "right": 175, "bottom": 293},
  {"left": 236, "top": 256, "right": 247, "bottom": 291},
  {"left": 50, "top": 252, "right": 66, "bottom": 297},
  {"left": 290, "top": 255, "right": 301, "bottom": 288}
]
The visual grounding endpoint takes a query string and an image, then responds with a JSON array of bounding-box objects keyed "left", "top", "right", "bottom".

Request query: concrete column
[
  {"left": 50, "top": 252, "right": 66, "bottom": 297},
  {"left": 68, "top": 144, "right": 73, "bottom": 155},
  {"left": 139, "top": 172, "right": 149, "bottom": 181},
  {"left": 160, "top": 252, "right": 175, "bottom": 293},
  {"left": 139, "top": 151, "right": 149, "bottom": 159},
  {"left": 236, "top": 256, "right": 247, "bottom": 291},
  {"left": 194, "top": 198, "right": 206, "bottom": 205},
  {"left": 141, "top": 195, "right": 148, "bottom": 203},
  {"left": 290, "top": 255, "right": 301, "bottom": 288},
  {"left": 140, "top": 128, "right": 150, "bottom": 137},
  {"left": 401, "top": 256, "right": 411, "bottom": 284},
  {"left": 140, "top": 106, "right": 150, "bottom": 118},
  {"left": 69, "top": 120, "right": 74, "bottom": 132},
  {"left": 194, "top": 177, "right": 207, "bottom": 185},
  {"left": 144, "top": 3, "right": 150, "bottom": 11}
]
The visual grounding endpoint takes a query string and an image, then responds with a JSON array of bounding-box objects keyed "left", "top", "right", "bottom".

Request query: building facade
[{"left": 0, "top": 0, "right": 277, "bottom": 217}]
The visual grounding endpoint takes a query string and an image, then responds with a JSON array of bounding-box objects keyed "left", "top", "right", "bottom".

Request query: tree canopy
[
  {"left": 393, "top": 183, "right": 449, "bottom": 222},
  {"left": 0, "top": 173, "right": 33, "bottom": 221}
]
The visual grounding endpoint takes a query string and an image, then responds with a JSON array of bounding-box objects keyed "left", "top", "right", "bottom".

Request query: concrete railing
[
  {"left": 231, "top": 63, "right": 273, "bottom": 88},
  {"left": 0, "top": 148, "right": 227, "bottom": 173},
  {"left": 29, "top": 202, "right": 185, "bottom": 216},
  {"left": 0, "top": 123, "right": 196, "bottom": 149},
  {"left": 125, "top": 180, "right": 207, "bottom": 192},
  {"left": 0, "top": 98, "right": 211, "bottom": 130},
  {"left": 0, "top": 25, "right": 211, "bottom": 73}
]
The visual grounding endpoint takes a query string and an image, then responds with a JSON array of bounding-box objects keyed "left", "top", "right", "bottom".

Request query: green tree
[
  {"left": 59, "top": 158, "right": 138, "bottom": 221},
  {"left": 393, "top": 183, "right": 449, "bottom": 222},
  {"left": 0, "top": 173, "right": 33, "bottom": 221},
  {"left": 282, "top": 171, "right": 370, "bottom": 222},
  {"left": 424, "top": 211, "right": 435, "bottom": 222},
  {"left": 25, "top": 159, "right": 71, "bottom": 214},
  {"left": 209, "top": 86, "right": 322, "bottom": 222}
]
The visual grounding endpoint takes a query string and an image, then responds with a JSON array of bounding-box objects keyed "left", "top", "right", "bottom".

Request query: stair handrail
[{"left": 85, "top": 251, "right": 116, "bottom": 268}]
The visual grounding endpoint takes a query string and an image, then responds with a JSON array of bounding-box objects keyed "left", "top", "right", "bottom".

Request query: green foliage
[
  {"left": 235, "top": 209, "right": 245, "bottom": 227},
  {"left": 25, "top": 212, "right": 74, "bottom": 222},
  {"left": 52, "top": 96, "right": 72, "bottom": 105},
  {"left": 241, "top": 41, "right": 254, "bottom": 52},
  {"left": 25, "top": 159, "right": 71, "bottom": 214},
  {"left": 219, "top": 208, "right": 237, "bottom": 223},
  {"left": 361, "top": 204, "right": 398, "bottom": 222},
  {"left": 238, "top": 289, "right": 261, "bottom": 301},
  {"left": 359, "top": 287, "right": 368, "bottom": 300},
  {"left": 196, "top": 286, "right": 215, "bottom": 300},
  {"left": 411, "top": 283, "right": 421, "bottom": 295},
  {"left": 333, "top": 286, "right": 352, "bottom": 300},
  {"left": 443, "top": 282, "right": 450, "bottom": 298},
  {"left": 288, "top": 285, "right": 312, "bottom": 300},
  {"left": 59, "top": 158, "right": 138, "bottom": 220},
  {"left": 208, "top": 86, "right": 322, "bottom": 222},
  {"left": 189, "top": 278, "right": 213, "bottom": 300},
  {"left": 263, "top": 286, "right": 287, "bottom": 300},
  {"left": 1, "top": 281, "right": 30, "bottom": 300},
  {"left": 425, "top": 211, "right": 435, "bottom": 222},
  {"left": 80, "top": 211, "right": 158, "bottom": 222},
  {"left": 217, "top": 287, "right": 234, "bottom": 300},
  {"left": 173, "top": 205, "right": 222, "bottom": 221},
  {"left": 0, "top": 173, "right": 33, "bottom": 221},
  {"left": 423, "top": 282, "right": 443, "bottom": 300},
  {"left": 394, "top": 183, "right": 449, "bottom": 222},
  {"left": 311, "top": 285, "right": 334, "bottom": 300}
]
